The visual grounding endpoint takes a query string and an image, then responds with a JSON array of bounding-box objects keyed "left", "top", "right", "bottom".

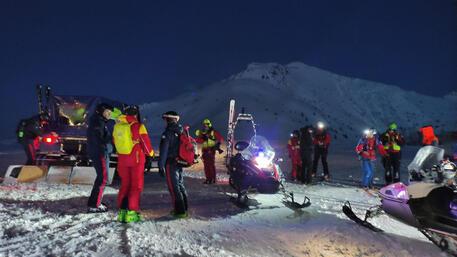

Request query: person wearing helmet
[
  {"left": 312, "top": 122, "right": 331, "bottom": 181},
  {"left": 195, "top": 119, "right": 224, "bottom": 184},
  {"left": 287, "top": 130, "right": 302, "bottom": 181},
  {"left": 299, "top": 125, "right": 314, "bottom": 184},
  {"left": 86, "top": 103, "right": 114, "bottom": 213},
  {"left": 355, "top": 129, "right": 387, "bottom": 189},
  {"left": 16, "top": 114, "right": 48, "bottom": 165},
  {"left": 159, "top": 111, "right": 189, "bottom": 218},
  {"left": 380, "top": 123, "right": 405, "bottom": 185},
  {"left": 419, "top": 125, "right": 439, "bottom": 146},
  {"left": 114, "top": 106, "right": 154, "bottom": 223}
]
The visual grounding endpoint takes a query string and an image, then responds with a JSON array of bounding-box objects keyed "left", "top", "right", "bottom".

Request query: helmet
[
  {"left": 124, "top": 105, "right": 139, "bottom": 116},
  {"left": 202, "top": 118, "right": 212, "bottom": 127},
  {"left": 364, "top": 128, "right": 377, "bottom": 137},
  {"left": 389, "top": 123, "right": 398, "bottom": 131},
  {"left": 96, "top": 103, "right": 113, "bottom": 114},
  {"left": 317, "top": 121, "right": 325, "bottom": 130},
  {"left": 291, "top": 130, "right": 299, "bottom": 137},
  {"left": 162, "top": 111, "right": 180, "bottom": 122}
]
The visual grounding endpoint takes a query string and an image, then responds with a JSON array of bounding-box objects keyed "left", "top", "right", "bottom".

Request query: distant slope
[{"left": 141, "top": 62, "right": 457, "bottom": 143}]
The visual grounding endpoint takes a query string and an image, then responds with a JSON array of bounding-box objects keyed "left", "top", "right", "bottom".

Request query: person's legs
[
  {"left": 391, "top": 153, "right": 401, "bottom": 183},
  {"left": 177, "top": 168, "right": 188, "bottom": 212},
  {"left": 117, "top": 165, "right": 131, "bottom": 209},
  {"left": 312, "top": 148, "right": 320, "bottom": 175},
  {"left": 321, "top": 149, "right": 329, "bottom": 177},
  {"left": 383, "top": 156, "right": 392, "bottom": 185},
  {"left": 202, "top": 150, "right": 211, "bottom": 182},
  {"left": 165, "top": 162, "right": 186, "bottom": 214},
  {"left": 208, "top": 151, "right": 216, "bottom": 183},
  {"left": 88, "top": 155, "right": 108, "bottom": 208},
  {"left": 361, "top": 160, "right": 371, "bottom": 188},
  {"left": 291, "top": 161, "right": 297, "bottom": 180},
  {"left": 128, "top": 164, "right": 145, "bottom": 212}
]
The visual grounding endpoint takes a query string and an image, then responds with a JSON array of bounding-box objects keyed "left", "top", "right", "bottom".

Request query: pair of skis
[{"left": 36, "top": 84, "right": 52, "bottom": 117}]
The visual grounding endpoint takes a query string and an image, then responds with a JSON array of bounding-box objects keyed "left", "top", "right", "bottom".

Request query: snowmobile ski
[
  {"left": 421, "top": 229, "right": 457, "bottom": 256},
  {"left": 342, "top": 201, "right": 383, "bottom": 232}
]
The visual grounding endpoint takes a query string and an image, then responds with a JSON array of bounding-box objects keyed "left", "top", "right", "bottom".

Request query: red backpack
[{"left": 176, "top": 125, "right": 198, "bottom": 167}]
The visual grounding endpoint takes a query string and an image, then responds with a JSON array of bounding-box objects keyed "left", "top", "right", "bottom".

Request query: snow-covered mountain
[{"left": 141, "top": 62, "right": 457, "bottom": 143}]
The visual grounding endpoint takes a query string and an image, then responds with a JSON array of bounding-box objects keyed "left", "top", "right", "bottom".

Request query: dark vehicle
[
  {"left": 34, "top": 85, "right": 127, "bottom": 166},
  {"left": 343, "top": 146, "right": 457, "bottom": 256}
]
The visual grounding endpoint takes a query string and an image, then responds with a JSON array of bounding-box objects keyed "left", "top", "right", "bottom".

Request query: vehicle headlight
[{"left": 254, "top": 151, "right": 275, "bottom": 169}]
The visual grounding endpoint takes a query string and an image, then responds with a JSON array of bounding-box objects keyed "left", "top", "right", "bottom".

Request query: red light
[{"left": 42, "top": 132, "right": 59, "bottom": 144}]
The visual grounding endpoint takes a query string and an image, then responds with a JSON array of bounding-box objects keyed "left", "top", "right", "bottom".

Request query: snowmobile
[
  {"left": 225, "top": 99, "right": 310, "bottom": 209},
  {"left": 343, "top": 146, "right": 457, "bottom": 255}
]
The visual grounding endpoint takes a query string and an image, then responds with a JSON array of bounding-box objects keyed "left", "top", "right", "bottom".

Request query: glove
[
  {"left": 158, "top": 167, "right": 165, "bottom": 178},
  {"left": 144, "top": 156, "right": 152, "bottom": 172}
]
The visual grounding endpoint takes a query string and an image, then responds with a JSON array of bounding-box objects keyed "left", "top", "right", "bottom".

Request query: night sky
[{"left": 1, "top": 0, "right": 456, "bottom": 140}]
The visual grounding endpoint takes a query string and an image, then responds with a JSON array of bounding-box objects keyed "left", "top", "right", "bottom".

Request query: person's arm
[
  {"left": 325, "top": 133, "right": 331, "bottom": 147},
  {"left": 139, "top": 124, "right": 154, "bottom": 157},
  {"left": 376, "top": 138, "right": 387, "bottom": 156},
  {"left": 355, "top": 139, "right": 364, "bottom": 155},
  {"left": 158, "top": 132, "right": 170, "bottom": 175},
  {"left": 214, "top": 130, "right": 224, "bottom": 143}
]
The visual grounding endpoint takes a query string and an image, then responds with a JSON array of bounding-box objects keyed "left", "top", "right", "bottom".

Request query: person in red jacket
[
  {"left": 114, "top": 106, "right": 154, "bottom": 223},
  {"left": 419, "top": 125, "right": 439, "bottom": 146},
  {"left": 287, "top": 130, "right": 302, "bottom": 181},
  {"left": 312, "top": 122, "right": 331, "bottom": 181},
  {"left": 355, "top": 129, "right": 387, "bottom": 189},
  {"left": 195, "top": 119, "right": 224, "bottom": 184}
]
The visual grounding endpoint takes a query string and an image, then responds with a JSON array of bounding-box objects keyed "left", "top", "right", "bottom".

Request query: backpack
[
  {"left": 113, "top": 122, "right": 136, "bottom": 154},
  {"left": 176, "top": 125, "right": 198, "bottom": 167}
]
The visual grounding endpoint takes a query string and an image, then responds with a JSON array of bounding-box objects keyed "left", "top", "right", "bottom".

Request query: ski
[
  {"left": 36, "top": 84, "right": 44, "bottom": 115},
  {"left": 45, "top": 85, "right": 52, "bottom": 116},
  {"left": 342, "top": 201, "right": 383, "bottom": 232},
  {"left": 226, "top": 99, "right": 235, "bottom": 165}
]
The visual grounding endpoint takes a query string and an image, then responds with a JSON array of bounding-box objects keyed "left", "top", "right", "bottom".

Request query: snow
[
  {"left": 141, "top": 62, "right": 457, "bottom": 144},
  {"left": 0, "top": 150, "right": 451, "bottom": 257}
]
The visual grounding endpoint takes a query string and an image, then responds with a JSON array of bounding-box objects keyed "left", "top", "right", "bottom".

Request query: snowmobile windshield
[
  {"left": 53, "top": 96, "right": 91, "bottom": 126},
  {"left": 408, "top": 146, "right": 444, "bottom": 182},
  {"left": 241, "top": 135, "right": 275, "bottom": 163}
]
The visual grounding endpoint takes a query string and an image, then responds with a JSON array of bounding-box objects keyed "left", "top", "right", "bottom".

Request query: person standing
[
  {"left": 195, "top": 119, "right": 224, "bottom": 184},
  {"left": 87, "top": 103, "right": 113, "bottom": 213},
  {"left": 312, "top": 122, "right": 331, "bottom": 181},
  {"left": 287, "top": 130, "right": 302, "bottom": 181},
  {"left": 419, "top": 125, "right": 439, "bottom": 146},
  {"left": 159, "top": 111, "right": 189, "bottom": 218},
  {"left": 299, "top": 126, "right": 314, "bottom": 184},
  {"left": 16, "top": 114, "right": 48, "bottom": 165},
  {"left": 355, "top": 129, "right": 387, "bottom": 189},
  {"left": 380, "top": 123, "right": 405, "bottom": 184},
  {"left": 114, "top": 106, "right": 154, "bottom": 223}
]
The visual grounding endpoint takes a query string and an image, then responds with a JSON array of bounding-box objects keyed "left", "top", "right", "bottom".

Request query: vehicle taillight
[{"left": 42, "top": 133, "right": 59, "bottom": 144}]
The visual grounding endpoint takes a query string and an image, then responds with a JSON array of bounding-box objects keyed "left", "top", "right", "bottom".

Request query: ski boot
[
  {"left": 125, "top": 210, "right": 142, "bottom": 223},
  {"left": 170, "top": 210, "right": 189, "bottom": 219},
  {"left": 117, "top": 209, "right": 128, "bottom": 223}
]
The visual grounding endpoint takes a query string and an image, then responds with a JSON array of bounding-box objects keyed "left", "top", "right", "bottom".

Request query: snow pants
[
  {"left": 88, "top": 154, "right": 109, "bottom": 208},
  {"left": 313, "top": 147, "right": 329, "bottom": 176},
  {"left": 202, "top": 148, "right": 216, "bottom": 182},
  {"left": 361, "top": 159, "right": 376, "bottom": 188},
  {"left": 117, "top": 163, "right": 144, "bottom": 211},
  {"left": 290, "top": 161, "right": 301, "bottom": 180},
  {"left": 301, "top": 150, "right": 313, "bottom": 184},
  {"left": 382, "top": 152, "right": 401, "bottom": 185},
  {"left": 166, "top": 161, "right": 188, "bottom": 214}
]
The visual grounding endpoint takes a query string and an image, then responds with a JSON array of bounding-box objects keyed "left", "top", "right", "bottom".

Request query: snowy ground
[{"left": 0, "top": 146, "right": 452, "bottom": 257}]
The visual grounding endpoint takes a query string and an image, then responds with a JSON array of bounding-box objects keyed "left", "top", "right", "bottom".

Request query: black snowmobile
[
  {"left": 343, "top": 146, "right": 457, "bottom": 255},
  {"left": 225, "top": 99, "right": 310, "bottom": 209}
]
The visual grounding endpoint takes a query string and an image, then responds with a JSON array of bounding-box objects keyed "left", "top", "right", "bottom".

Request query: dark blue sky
[{"left": 1, "top": 0, "right": 456, "bottom": 139}]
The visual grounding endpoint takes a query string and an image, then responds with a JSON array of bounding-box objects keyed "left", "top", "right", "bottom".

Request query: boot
[
  {"left": 117, "top": 209, "right": 128, "bottom": 223},
  {"left": 125, "top": 210, "right": 142, "bottom": 223}
]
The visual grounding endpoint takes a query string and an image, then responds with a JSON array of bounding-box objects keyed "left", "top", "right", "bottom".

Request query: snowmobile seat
[{"left": 409, "top": 186, "right": 457, "bottom": 235}]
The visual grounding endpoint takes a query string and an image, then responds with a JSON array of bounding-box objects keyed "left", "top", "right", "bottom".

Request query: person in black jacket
[
  {"left": 299, "top": 125, "right": 314, "bottom": 184},
  {"left": 86, "top": 103, "right": 113, "bottom": 213},
  {"left": 159, "top": 111, "right": 188, "bottom": 218},
  {"left": 16, "top": 114, "right": 48, "bottom": 165}
]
